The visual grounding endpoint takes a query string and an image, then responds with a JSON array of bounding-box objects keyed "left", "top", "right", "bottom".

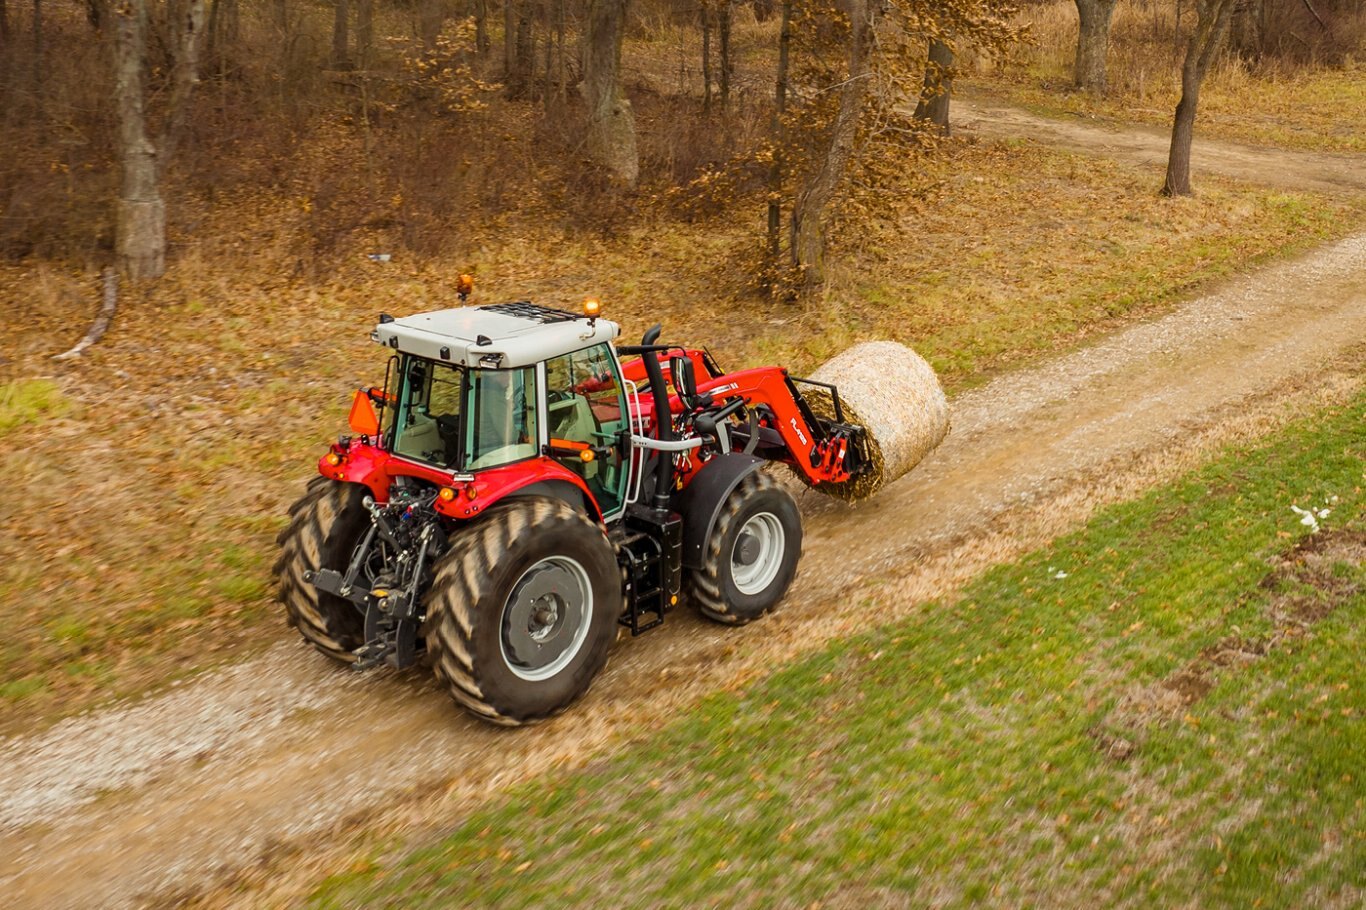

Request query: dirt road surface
[
  {"left": 2, "top": 115, "right": 1364, "bottom": 908},
  {"left": 956, "top": 97, "right": 1366, "bottom": 196}
]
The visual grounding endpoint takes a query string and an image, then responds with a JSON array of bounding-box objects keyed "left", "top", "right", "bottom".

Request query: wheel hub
[
  {"left": 501, "top": 559, "right": 590, "bottom": 679},
  {"left": 730, "top": 512, "right": 786, "bottom": 596},
  {"left": 735, "top": 532, "right": 761, "bottom": 566}
]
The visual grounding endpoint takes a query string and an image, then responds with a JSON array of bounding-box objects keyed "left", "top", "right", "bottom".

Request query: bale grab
[{"left": 799, "top": 341, "right": 950, "bottom": 502}]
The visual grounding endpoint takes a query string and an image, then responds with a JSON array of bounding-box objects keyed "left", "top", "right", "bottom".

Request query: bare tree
[
  {"left": 913, "top": 38, "right": 954, "bottom": 133},
  {"left": 1228, "top": 0, "right": 1265, "bottom": 58},
  {"left": 790, "top": 0, "right": 877, "bottom": 286},
  {"left": 331, "top": 0, "right": 350, "bottom": 68},
  {"left": 504, "top": 0, "right": 535, "bottom": 96},
  {"left": 1073, "top": 0, "right": 1118, "bottom": 92},
  {"left": 701, "top": 0, "right": 736, "bottom": 110},
  {"left": 504, "top": 0, "right": 515, "bottom": 77},
  {"left": 766, "top": 0, "right": 792, "bottom": 263},
  {"left": 475, "top": 0, "right": 490, "bottom": 55},
  {"left": 702, "top": 2, "right": 713, "bottom": 110},
  {"left": 718, "top": 0, "right": 731, "bottom": 106},
  {"left": 1163, "top": 0, "right": 1238, "bottom": 196},
  {"left": 112, "top": 0, "right": 206, "bottom": 279},
  {"left": 32, "top": 0, "right": 43, "bottom": 84},
  {"left": 583, "top": 0, "right": 638, "bottom": 186},
  {"left": 419, "top": 0, "right": 445, "bottom": 47},
  {"left": 356, "top": 0, "right": 373, "bottom": 66},
  {"left": 206, "top": 0, "right": 240, "bottom": 74}
]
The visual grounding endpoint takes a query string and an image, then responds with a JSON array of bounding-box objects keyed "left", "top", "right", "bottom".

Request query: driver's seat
[{"left": 548, "top": 395, "right": 599, "bottom": 481}]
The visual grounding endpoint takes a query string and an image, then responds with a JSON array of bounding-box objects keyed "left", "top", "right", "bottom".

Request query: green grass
[
  {"left": 0, "top": 378, "right": 70, "bottom": 434},
  {"left": 308, "top": 393, "right": 1366, "bottom": 908}
]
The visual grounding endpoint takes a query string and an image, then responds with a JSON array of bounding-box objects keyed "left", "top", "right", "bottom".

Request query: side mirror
[{"left": 670, "top": 356, "right": 699, "bottom": 407}]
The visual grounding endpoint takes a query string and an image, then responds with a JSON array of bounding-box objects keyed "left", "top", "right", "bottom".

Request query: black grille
[{"left": 480, "top": 301, "right": 580, "bottom": 324}]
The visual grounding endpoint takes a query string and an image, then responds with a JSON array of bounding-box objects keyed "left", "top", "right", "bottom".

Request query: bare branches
[{"left": 1298, "top": 0, "right": 1328, "bottom": 31}]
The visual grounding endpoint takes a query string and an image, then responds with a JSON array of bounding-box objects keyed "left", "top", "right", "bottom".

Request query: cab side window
[
  {"left": 544, "top": 344, "right": 627, "bottom": 515},
  {"left": 394, "top": 359, "right": 464, "bottom": 466}
]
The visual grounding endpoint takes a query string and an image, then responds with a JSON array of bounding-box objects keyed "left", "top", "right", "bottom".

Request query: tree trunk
[
  {"left": 1073, "top": 0, "right": 1117, "bottom": 93},
  {"left": 113, "top": 0, "right": 206, "bottom": 280},
  {"left": 513, "top": 9, "right": 533, "bottom": 94},
  {"left": 32, "top": 0, "right": 42, "bottom": 84},
  {"left": 766, "top": 0, "right": 791, "bottom": 263},
  {"left": 475, "top": 0, "right": 489, "bottom": 54},
  {"left": 419, "top": 0, "right": 444, "bottom": 47},
  {"left": 541, "top": 2, "right": 553, "bottom": 106},
  {"left": 555, "top": 0, "right": 566, "bottom": 99},
  {"left": 582, "top": 0, "right": 638, "bottom": 186},
  {"left": 718, "top": 0, "right": 731, "bottom": 107},
  {"left": 161, "top": 0, "right": 206, "bottom": 173},
  {"left": 1, "top": 0, "right": 10, "bottom": 45},
  {"left": 356, "top": 0, "right": 373, "bottom": 66},
  {"left": 504, "top": 0, "right": 516, "bottom": 80},
  {"left": 912, "top": 37, "right": 953, "bottom": 133},
  {"left": 206, "top": 0, "right": 222, "bottom": 65},
  {"left": 1229, "top": 0, "right": 1264, "bottom": 59},
  {"left": 331, "top": 0, "right": 350, "bottom": 68},
  {"left": 701, "top": 3, "right": 712, "bottom": 111},
  {"left": 1163, "top": 0, "right": 1237, "bottom": 196},
  {"left": 113, "top": 0, "right": 165, "bottom": 280},
  {"left": 791, "top": 0, "right": 874, "bottom": 287},
  {"left": 274, "top": 0, "right": 286, "bottom": 31}
]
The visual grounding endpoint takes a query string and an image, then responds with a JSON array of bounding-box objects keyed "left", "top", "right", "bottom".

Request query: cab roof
[{"left": 371, "top": 301, "right": 620, "bottom": 369}]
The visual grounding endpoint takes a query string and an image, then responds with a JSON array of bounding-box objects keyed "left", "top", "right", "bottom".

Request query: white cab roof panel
[{"left": 372, "top": 302, "right": 620, "bottom": 368}]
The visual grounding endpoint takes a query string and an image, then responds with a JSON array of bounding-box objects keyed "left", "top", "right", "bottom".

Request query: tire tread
[{"left": 425, "top": 498, "right": 620, "bottom": 726}]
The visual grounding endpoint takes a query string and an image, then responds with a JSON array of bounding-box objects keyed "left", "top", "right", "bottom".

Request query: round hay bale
[{"left": 797, "top": 341, "right": 949, "bottom": 502}]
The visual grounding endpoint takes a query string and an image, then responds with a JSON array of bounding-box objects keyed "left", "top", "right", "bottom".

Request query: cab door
[{"left": 543, "top": 343, "right": 629, "bottom": 518}]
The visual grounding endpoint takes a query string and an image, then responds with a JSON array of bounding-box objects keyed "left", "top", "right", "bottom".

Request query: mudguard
[{"left": 677, "top": 453, "right": 767, "bottom": 570}]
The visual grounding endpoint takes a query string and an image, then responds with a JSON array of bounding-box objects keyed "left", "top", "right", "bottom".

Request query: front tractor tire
[
  {"left": 274, "top": 477, "right": 368, "bottom": 663},
  {"left": 687, "top": 472, "right": 802, "bottom": 625},
  {"left": 424, "top": 498, "right": 621, "bottom": 726}
]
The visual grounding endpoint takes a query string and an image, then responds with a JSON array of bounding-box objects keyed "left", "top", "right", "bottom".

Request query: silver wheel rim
[
  {"left": 499, "top": 556, "right": 593, "bottom": 682},
  {"left": 731, "top": 512, "right": 785, "bottom": 596}
]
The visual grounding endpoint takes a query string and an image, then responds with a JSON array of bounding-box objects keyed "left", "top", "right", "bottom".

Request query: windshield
[{"left": 390, "top": 357, "right": 538, "bottom": 471}]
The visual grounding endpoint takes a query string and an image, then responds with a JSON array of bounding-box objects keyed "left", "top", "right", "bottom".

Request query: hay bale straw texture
[{"left": 799, "top": 341, "right": 950, "bottom": 502}]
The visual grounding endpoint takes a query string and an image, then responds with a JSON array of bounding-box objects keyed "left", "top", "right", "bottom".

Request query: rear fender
[
  {"left": 677, "top": 453, "right": 766, "bottom": 570},
  {"left": 433, "top": 457, "right": 603, "bottom": 524},
  {"left": 319, "top": 444, "right": 397, "bottom": 499}
]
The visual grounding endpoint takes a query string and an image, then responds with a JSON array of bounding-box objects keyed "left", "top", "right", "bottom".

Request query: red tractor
[{"left": 275, "top": 292, "right": 875, "bottom": 725}]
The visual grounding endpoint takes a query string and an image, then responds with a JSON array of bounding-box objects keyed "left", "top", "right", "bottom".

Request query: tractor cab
[{"left": 371, "top": 300, "right": 633, "bottom": 518}]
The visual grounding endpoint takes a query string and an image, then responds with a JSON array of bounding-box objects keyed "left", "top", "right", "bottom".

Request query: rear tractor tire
[
  {"left": 688, "top": 472, "right": 802, "bottom": 625},
  {"left": 274, "top": 477, "right": 369, "bottom": 663},
  {"left": 424, "top": 498, "right": 621, "bottom": 726}
]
